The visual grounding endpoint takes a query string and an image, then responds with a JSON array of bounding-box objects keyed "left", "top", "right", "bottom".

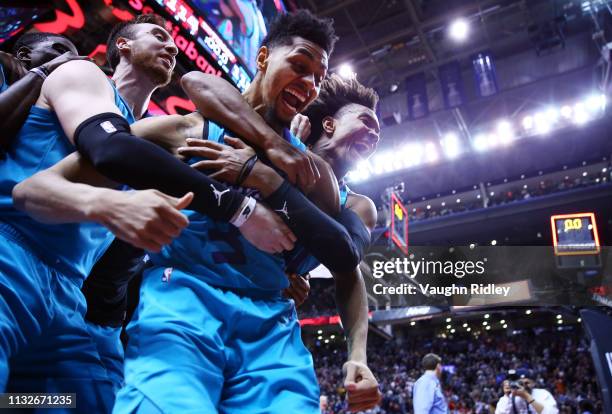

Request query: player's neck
[
  {"left": 313, "top": 141, "right": 349, "bottom": 179},
  {"left": 243, "top": 75, "right": 284, "bottom": 134},
  {"left": 112, "top": 61, "right": 157, "bottom": 120}
]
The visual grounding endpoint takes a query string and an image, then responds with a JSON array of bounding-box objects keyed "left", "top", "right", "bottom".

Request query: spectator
[{"left": 413, "top": 353, "right": 448, "bottom": 414}]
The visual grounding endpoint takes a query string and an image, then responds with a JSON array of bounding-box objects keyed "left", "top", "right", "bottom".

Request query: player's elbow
[
  {"left": 11, "top": 180, "right": 28, "bottom": 212},
  {"left": 323, "top": 232, "right": 362, "bottom": 273},
  {"left": 181, "top": 71, "right": 216, "bottom": 98}
]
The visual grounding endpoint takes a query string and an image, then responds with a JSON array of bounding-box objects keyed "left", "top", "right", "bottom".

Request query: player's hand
[
  {"left": 264, "top": 137, "right": 319, "bottom": 192},
  {"left": 283, "top": 273, "right": 310, "bottom": 306},
  {"left": 290, "top": 114, "right": 311, "bottom": 142},
  {"left": 342, "top": 361, "right": 382, "bottom": 413},
  {"left": 41, "top": 51, "right": 92, "bottom": 73},
  {"left": 98, "top": 190, "right": 192, "bottom": 252},
  {"left": 239, "top": 202, "right": 296, "bottom": 253},
  {"left": 179, "top": 137, "right": 255, "bottom": 185}
]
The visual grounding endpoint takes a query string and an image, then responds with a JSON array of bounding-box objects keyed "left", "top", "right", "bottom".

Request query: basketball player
[
  {"left": 171, "top": 73, "right": 383, "bottom": 413},
  {"left": 109, "top": 11, "right": 379, "bottom": 413},
  {"left": 0, "top": 14, "right": 293, "bottom": 412},
  {"left": 0, "top": 32, "right": 88, "bottom": 146}
]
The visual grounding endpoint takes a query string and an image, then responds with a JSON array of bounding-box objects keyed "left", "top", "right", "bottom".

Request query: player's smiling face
[
  {"left": 256, "top": 37, "right": 328, "bottom": 125},
  {"left": 315, "top": 103, "right": 380, "bottom": 169}
]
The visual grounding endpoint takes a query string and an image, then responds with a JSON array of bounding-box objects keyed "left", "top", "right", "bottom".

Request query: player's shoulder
[
  {"left": 43, "top": 60, "right": 112, "bottom": 98},
  {"left": 47, "top": 60, "right": 107, "bottom": 85}
]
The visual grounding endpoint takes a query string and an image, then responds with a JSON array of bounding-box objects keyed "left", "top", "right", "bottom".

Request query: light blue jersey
[
  {"left": 0, "top": 80, "right": 135, "bottom": 411},
  {"left": 116, "top": 119, "right": 321, "bottom": 414},
  {"left": 0, "top": 83, "right": 134, "bottom": 281},
  {"left": 149, "top": 120, "right": 309, "bottom": 292}
]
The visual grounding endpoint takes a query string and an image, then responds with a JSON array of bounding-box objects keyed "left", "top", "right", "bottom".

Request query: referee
[{"left": 413, "top": 353, "right": 448, "bottom": 414}]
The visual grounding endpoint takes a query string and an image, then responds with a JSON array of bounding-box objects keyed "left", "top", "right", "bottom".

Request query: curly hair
[
  {"left": 106, "top": 14, "right": 167, "bottom": 70},
  {"left": 261, "top": 9, "right": 338, "bottom": 55},
  {"left": 304, "top": 74, "right": 379, "bottom": 144}
]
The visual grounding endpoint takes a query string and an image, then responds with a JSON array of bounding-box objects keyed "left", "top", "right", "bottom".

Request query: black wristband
[{"left": 236, "top": 154, "right": 258, "bottom": 186}]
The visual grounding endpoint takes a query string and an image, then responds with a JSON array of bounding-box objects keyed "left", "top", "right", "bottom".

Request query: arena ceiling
[{"left": 297, "top": 0, "right": 595, "bottom": 92}]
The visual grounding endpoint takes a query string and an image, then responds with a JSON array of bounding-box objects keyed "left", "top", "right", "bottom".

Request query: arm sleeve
[
  {"left": 74, "top": 112, "right": 244, "bottom": 221},
  {"left": 264, "top": 180, "right": 365, "bottom": 273}
]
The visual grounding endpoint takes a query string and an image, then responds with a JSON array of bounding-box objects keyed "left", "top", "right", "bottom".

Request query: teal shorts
[{"left": 114, "top": 266, "right": 320, "bottom": 413}]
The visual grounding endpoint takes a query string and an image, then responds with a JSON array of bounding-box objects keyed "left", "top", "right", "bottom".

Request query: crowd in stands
[
  {"left": 406, "top": 166, "right": 610, "bottom": 222},
  {"left": 310, "top": 327, "right": 602, "bottom": 414}
]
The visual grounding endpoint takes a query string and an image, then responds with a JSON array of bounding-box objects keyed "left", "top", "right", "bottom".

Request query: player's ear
[
  {"left": 256, "top": 46, "right": 269, "bottom": 72},
  {"left": 116, "top": 36, "right": 131, "bottom": 59},
  {"left": 322, "top": 116, "right": 335, "bottom": 136},
  {"left": 16, "top": 46, "right": 32, "bottom": 64}
]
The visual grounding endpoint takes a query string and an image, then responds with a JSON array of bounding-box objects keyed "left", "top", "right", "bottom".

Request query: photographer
[{"left": 496, "top": 371, "right": 559, "bottom": 414}]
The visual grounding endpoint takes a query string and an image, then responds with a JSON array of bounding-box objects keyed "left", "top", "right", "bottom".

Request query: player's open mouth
[
  {"left": 353, "top": 141, "right": 372, "bottom": 158},
  {"left": 159, "top": 55, "right": 174, "bottom": 69},
  {"left": 281, "top": 86, "right": 308, "bottom": 114}
]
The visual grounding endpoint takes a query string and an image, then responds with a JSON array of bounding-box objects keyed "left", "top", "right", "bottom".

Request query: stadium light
[
  {"left": 572, "top": 102, "right": 588, "bottom": 125},
  {"left": 317, "top": 330, "right": 322, "bottom": 334},
  {"left": 424, "top": 142, "right": 439, "bottom": 163},
  {"left": 441, "top": 132, "right": 461, "bottom": 159},
  {"left": 491, "top": 240, "right": 497, "bottom": 246},
  {"left": 467, "top": 327, "right": 471, "bottom": 332},
  {"left": 446, "top": 317, "right": 452, "bottom": 322},
  {"left": 410, "top": 321, "right": 416, "bottom": 326},
  {"left": 585, "top": 93, "right": 606, "bottom": 112},
  {"left": 522, "top": 115, "right": 534, "bottom": 130},
  {"left": 450, "top": 328, "right": 456, "bottom": 333},
  {"left": 446, "top": 324, "right": 452, "bottom": 329},
  {"left": 534, "top": 112, "right": 551, "bottom": 134},
  {"left": 485, "top": 326, "right": 491, "bottom": 330},
  {"left": 449, "top": 18, "right": 469, "bottom": 42},
  {"left": 338, "top": 63, "right": 355, "bottom": 79},
  {"left": 463, "top": 323, "right": 468, "bottom": 327},
  {"left": 500, "top": 319, "right": 506, "bottom": 324},
  {"left": 496, "top": 120, "right": 514, "bottom": 145},
  {"left": 484, "top": 314, "right": 490, "bottom": 319},
  {"left": 560, "top": 105, "right": 572, "bottom": 119},
  {"left": 556, "top": 314, "right": 562, "bottom": 319},
  {"left": 482, "top": 321, "right": 488, "bottom": 326},
  {"left": 503, "top": 324, "right": 508, "bottom": 328},
  {"left": 473, "top": 134, "right": 489, "bottom": 151},
  {"left": 330, "top": 335, "right": 335, "bottom": 339},
  {"left": 525, "top": 309, "right": 532, "bottom": 315}
]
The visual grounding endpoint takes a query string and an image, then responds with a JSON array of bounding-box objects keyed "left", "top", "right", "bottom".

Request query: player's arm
[
  {"left": 182, "top": 136, "right": 339, "bottom": 215},
  {"left": 0, "top": 51, "right": 88, "bottom": 149},
  {"left": 12, "top": 152, "right": 192, "bottom": 252},
  {"left": 182, "top": 137, "right": 363, "bottom": 272},
  {"left": 42, "top": 60, "right": 247, "bottom": 222},
  {"left": 129, "top": 112, "right": 203, "bottom": 157},
  {"left": 181, "top": 71, "right": 319, "bottom": 190},
  {"left": 332, "top": 193, "right": 380, "bottom": 413}
]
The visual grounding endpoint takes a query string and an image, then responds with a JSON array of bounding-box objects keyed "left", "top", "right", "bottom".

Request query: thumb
[
  {"left": 174, "top": 192, "right": 194, "bottom": 210},
  {"left": 224, "top": 136, "right": 247, "bottom": 149},
  {"left": 344, "top": 364, "right": 358, "bottom": 389}
]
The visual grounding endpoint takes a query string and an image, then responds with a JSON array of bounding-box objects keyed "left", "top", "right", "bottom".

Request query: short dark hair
[
  {"left": 12, "top": 32, "right": 71, "bottom": 55},
  {"left": 304, "top": 74, "right": 379, "bottom": 144},
  {"left": 261, "top": 9, "right": 337, "bottom": 56},
  {"left": 422, "top": 353, "right": 442, "bottom": 370},
  {"left": 106, "top": 14, "right": 167, "bottom": 70}
]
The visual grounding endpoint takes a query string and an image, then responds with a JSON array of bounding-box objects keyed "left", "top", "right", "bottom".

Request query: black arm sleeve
[
  {"left": 336, "top": 207, "right": 371, "bottom": 256},
  {"left": 74, "top": 113, "right": 244, "bottom": 222},
  {"left": 264, "top": 180, "right": 365, "bottom": 273}
]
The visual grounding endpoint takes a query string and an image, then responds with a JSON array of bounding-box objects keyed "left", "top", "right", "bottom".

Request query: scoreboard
[{"left": 551, "top": 212, "right": 601, "bottom": 256}]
